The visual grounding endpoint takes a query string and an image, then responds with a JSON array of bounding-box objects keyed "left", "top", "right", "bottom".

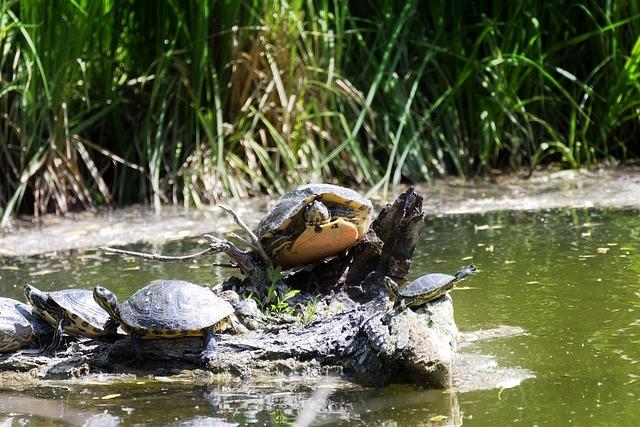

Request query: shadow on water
[{"left": 1, "top": 207, "right": 640, "bottom": 425}]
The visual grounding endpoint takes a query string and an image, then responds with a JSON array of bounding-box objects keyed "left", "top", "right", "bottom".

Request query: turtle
[
  {"left": 256, "top": 183, "right": 373, "bottom": 268},
  {"left": 0, "top": 297, "right": 53, "bottom": 353},
  {"left": 384, "top": 265, "right": 477, "bottom": 308},
  {"left": 23, "top": 284, "right": 119, "bottom": 349},
  {"left": 93, "top": 279, "right": 235, "bottom": 364}
]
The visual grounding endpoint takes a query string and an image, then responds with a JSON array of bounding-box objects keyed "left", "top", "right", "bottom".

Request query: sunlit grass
[{"left": 1, "top": 0, "right": 639, "bottom": 225}]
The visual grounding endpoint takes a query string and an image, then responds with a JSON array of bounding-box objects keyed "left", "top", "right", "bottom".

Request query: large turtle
[
  {"left": 256, "top": 183, "right": 373, "bottom": 268},
  {"left": 93, "top": 280, "right": 234, "bottom": 364},
  {"left": 23, "top": 284, "right": 119, "bottom": 349},
  {"left": 384, "top": 265, "right": 477, "bottom": 308},
  {"left": 0, "top": 297, "right": 53, "bottom": 353}
]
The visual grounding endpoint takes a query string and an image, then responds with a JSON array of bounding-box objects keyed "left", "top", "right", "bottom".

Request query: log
[
  {"left": 0, "top": 295, "right": 456, "bottom": 387},
  {"left": 0, "top": 188, "right": 458, "bottom": 388}
]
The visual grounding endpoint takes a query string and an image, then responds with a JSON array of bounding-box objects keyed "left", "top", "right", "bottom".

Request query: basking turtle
[
  {"left": 0, "top": 297, "right": 53, "bottom": 353},
  {"left": 256, "top": 183, "right": 373, "bottom": 268},
  {"left": 23, "top": 284, "right": 119, "bottom": 348},
  {"left": 384, "top": 265, "right": 477, "bottom": 308},
  {"left": 93, "top": 280, "right": 234, "bottom": 364}
]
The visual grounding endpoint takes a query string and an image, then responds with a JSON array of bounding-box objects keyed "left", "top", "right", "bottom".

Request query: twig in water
[{"left": 99, "top": 246, "right": 238, "bottom": 268}]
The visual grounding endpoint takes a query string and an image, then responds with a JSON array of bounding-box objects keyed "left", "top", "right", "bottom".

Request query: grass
[{"left": 1, "top": 1, "right": 639, "bottom": 225}]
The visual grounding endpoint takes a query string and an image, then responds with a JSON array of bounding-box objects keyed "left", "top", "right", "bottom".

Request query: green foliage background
[{"left": 1, "top": 0, "right": 639, "bottom": 224}]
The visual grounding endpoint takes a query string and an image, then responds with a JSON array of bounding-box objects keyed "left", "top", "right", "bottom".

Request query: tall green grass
[
  {"left": 346, "top": 0, "right": 640, "bottom": 193},
  {"left": 1, "top": 0, "right": 639, "bottom": 224}
]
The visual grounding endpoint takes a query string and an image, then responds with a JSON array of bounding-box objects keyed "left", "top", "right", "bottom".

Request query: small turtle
[
  {"left": 256, "top": 183, "right": 373, "bottom": 268},
  {"left": 23, "top": 284, "right": 118, "bottom": 349},
  {"left": 0, "top": 297, "right": 53, "bottom": 353},
  {"left": 93, "top": 280, "right": 234, "bottom": 364},
  {"left": 384, "top": 265, "right": 477, "bottom": 308}
]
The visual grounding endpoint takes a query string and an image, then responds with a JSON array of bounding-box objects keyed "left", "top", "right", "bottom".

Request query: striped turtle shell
[
  {"left": 256, "top": 183, "right": 373, "bottom": 267},
  {"left": 26, "top": 286, "right": 115, "bottom": 338},
  {"left": 399, "top": 265, "right": 477, "bottom": 302},
  {"left": 0, "top": 297, "right": 52, "bottom": 353},
  {"left": 400, "top": 273, "right": 457, "bottom": 298},
  {"left": 117, "top": 280, "right": 233, "bottom": 336}
]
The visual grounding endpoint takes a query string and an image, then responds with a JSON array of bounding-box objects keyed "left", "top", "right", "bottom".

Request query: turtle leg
[
  {"left": 388, "top": 299, "right": 406, "bottom": 316},
  {"left": 100, "top": 319, "right": 122, "bottom": 343},
  {"left": 104, "top": 318, "right": 120, "bottom": 335},
  {"left": 199, "top": 327, "right": 218, "bottom": 365},
  {"left": 130, "top": 332, "right": 144, "bottom": 367},
  {"left": 45, "top": 318, "right": 66, "bottom": 355},
  {"left": 104, "top": 318, "right": 117, "bottom": 334}
]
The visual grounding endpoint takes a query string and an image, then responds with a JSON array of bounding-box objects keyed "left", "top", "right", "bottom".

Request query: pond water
[{"left": 1, "top": 207, "right": 639, "bottom": 425}]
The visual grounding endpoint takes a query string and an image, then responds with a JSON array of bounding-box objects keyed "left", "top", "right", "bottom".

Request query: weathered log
[
  {"left": 0, "top": 187, "right": 458, "bottom": 388},
  {"left": 0, "top": 293, "right": 456, "bottom": 387}
]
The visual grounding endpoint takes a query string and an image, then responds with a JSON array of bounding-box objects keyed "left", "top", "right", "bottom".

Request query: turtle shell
[
  {"left": 400, "top": 273, "right": 456, "bottom": 298},
  {"left": 0, "top": 297, "right": 52, "bottom": 353},
  {"left": 118, "top": 280, "right": 233, "bottom": 337},
  {"left": 44, "top": 289, "right": 114, "bottom": 338},
  {"left": 256, "top": 184, "right": 373, "bottom": 265}
]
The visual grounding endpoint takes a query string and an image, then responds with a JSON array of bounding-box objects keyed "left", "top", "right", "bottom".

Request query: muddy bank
[
  {"left": 1, "top": 167, "right": 638, "bottom": 257},
  {"left": 420, "top": 166, "right": 640, "bottom": 214}
]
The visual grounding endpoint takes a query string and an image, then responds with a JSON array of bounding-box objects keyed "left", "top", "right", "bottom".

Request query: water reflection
[
  {"left": 0, "top": 380, "right": 464, "bottom": 426},
  {"left": 0, "top": 392, "right": 119, "bottom": 426},
  {"left": 1, "top": 208, "right": 640, "bottom": 425}
]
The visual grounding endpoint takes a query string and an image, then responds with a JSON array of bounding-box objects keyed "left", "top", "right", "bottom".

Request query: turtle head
[
  {"left": 23, "top": 284, "right": 49, "bottom": 312},
  {"left": 304, "top": 200, "right": 330, "bottom": 226},
  {"left": 455, "top": 264, "right": 477, "bottom": 281},
  {"left": 382, "top": 276, "right": 401, "bottom": 301},
  {"left": 93, "top": 286, "right": 121, "bottom": 320}
]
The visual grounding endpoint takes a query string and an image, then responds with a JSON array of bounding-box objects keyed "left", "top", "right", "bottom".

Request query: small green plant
[
  {"left": 297, "top": 295, "right": 322, "bottom": 323},
  {"left": 267, "top": 286, "right": 300, "bottom": 317},
  {"left": 251, "top": 266, "right": 300, "bottom": 317}
]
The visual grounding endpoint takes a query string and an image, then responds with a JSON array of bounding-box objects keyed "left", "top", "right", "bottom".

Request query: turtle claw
[{"left": 198, "top": 351, "right": 216, "bottom": 366}]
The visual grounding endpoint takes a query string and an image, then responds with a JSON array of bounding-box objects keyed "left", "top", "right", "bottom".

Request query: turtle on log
[
  {"left": 93, "top": 280, "right": 234, "bottom": 365},
  {"left": 384, "top": 265, "right": 477, "bottom": 308},
  {"left": 0, "top": 297, "right": 53, "bottom": 353},
  {"left": 256, "top": 183, "right": 373, "bottom": 268},
  {"left": 23, "top": 284, "right": 119, "bottom": 349}
]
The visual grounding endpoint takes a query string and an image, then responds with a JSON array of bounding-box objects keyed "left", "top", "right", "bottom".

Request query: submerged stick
[{"left": 99, "top": 246, "right": 238, "bottom": 268}]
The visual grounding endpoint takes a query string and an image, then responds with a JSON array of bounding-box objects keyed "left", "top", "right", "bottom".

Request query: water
[{"left": 1, "top": 208, "right": 639, "bottom": 425}]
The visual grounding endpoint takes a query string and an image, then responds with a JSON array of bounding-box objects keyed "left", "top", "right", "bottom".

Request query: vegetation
[{"left": 1, "top": 0, "right": 639, "bottom": 225}]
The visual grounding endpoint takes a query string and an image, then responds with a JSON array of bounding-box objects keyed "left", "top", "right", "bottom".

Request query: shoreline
[{"left": 1, "top": 166, "right": 639, "bottom": 257}]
